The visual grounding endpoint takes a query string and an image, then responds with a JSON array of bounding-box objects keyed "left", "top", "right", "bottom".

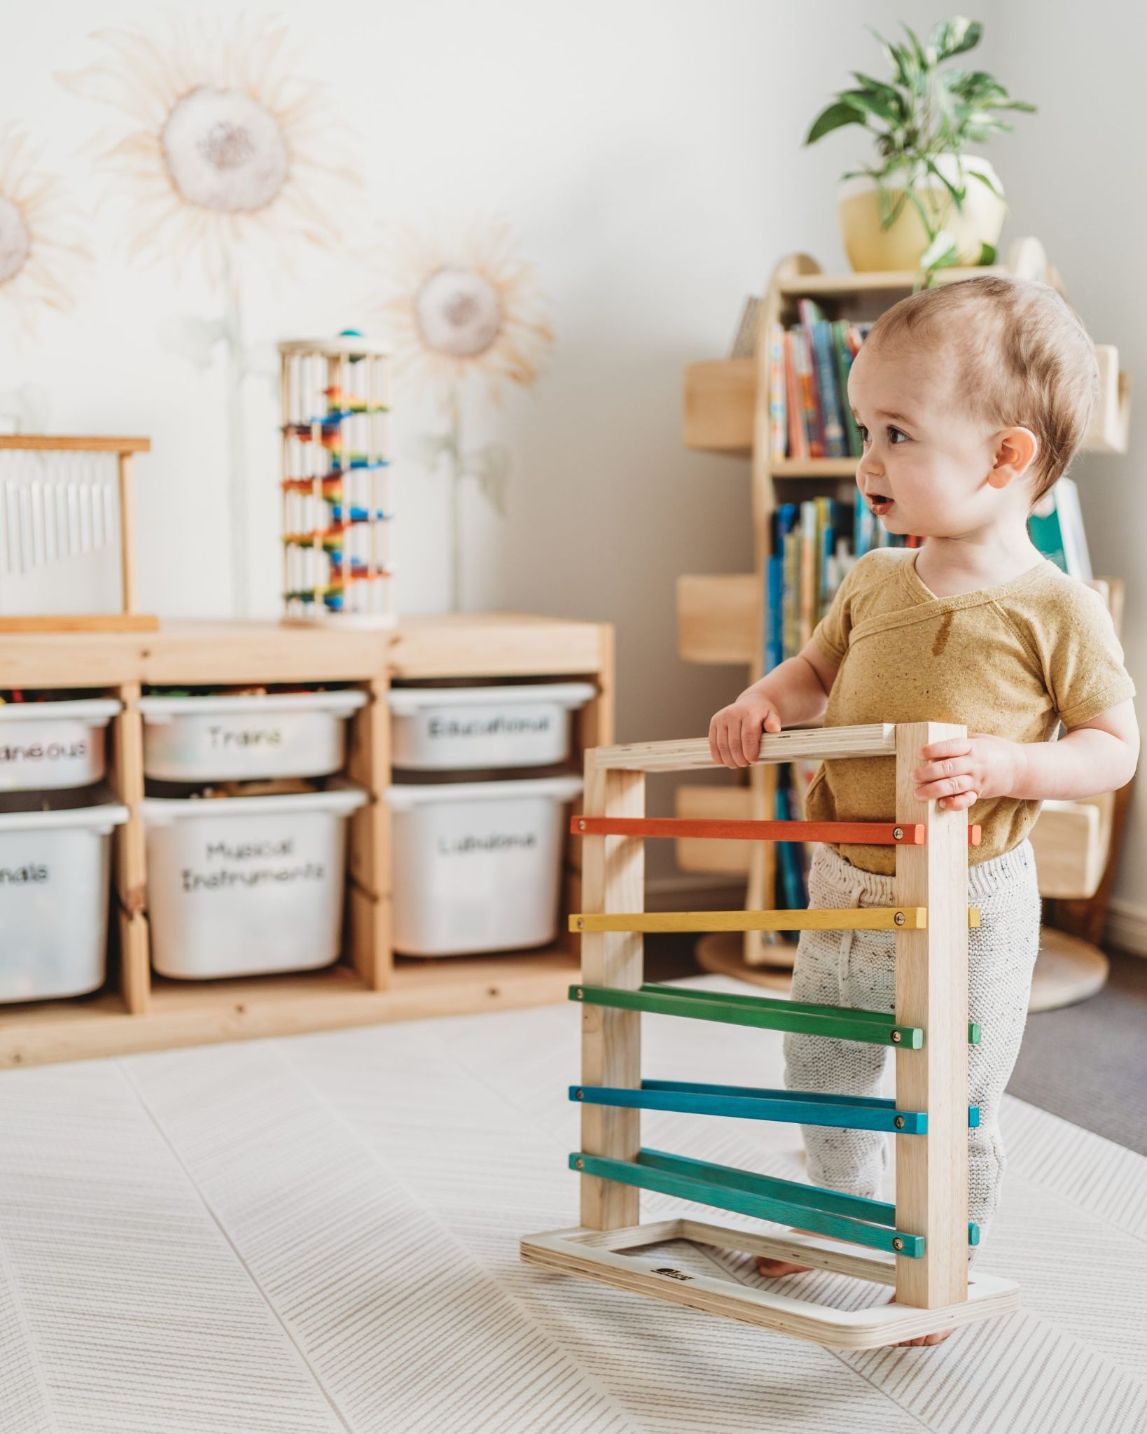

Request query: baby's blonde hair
[{"left": 864, "top": 275, "right": 1098, "bottom": 507}]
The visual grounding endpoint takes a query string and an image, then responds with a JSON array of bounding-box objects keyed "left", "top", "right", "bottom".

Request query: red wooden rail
[{"left": 570, "top": 816, "right": 983, "bottom": 847}]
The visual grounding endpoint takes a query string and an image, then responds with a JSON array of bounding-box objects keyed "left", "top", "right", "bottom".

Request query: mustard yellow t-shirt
[{"left": 804, "top": 547, "right": 1137, "bottom": 874}]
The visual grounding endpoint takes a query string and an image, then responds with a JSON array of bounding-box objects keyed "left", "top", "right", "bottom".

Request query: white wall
[{"left": 2, "top": 1, "right": 1143, "bottom": 921}]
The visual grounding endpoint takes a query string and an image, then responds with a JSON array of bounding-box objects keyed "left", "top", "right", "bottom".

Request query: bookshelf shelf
[
  {"left": 774, "top": 265, "right": 1011, "bottom": 298},
  {"left": 684, "top": 356, "right": 1128, "bottom": 462},
  {"left": 771, "top": 459, "right": 860, "bottom": 479},
  {"left": 676, "top": 236, "right": 1134, "bottom": 1003}
]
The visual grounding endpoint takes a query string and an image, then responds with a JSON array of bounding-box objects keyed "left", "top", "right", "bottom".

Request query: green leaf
[
  {"left": 924, "top": 154, "right": 966, "bottom": 207},
  {"left": 866, "top": 24, "right": 913, "bottom": 87},
  {"left": 901, "top": 22, "right": 933, "bottom": 71},
  {"left": 968, "top": 167, "right": 1005, "bottom": 200},
  {"left": 929, "top": 17, "right": 983, "bottom": 62},
  {"left": 920, "top": 229, "right": 960, "bottom": 271},
  {"left": 978, "top": 242, "right": 998, "bottom": 265},
  {"left": 838, "top": 87, "right": 900, "bottom": 124},
  {"left": 849, "top": 71, "right": 906, "bottom": 117},
  {"left": 805, "top": 100, "right": 868, "bottom": 144},
  {"left": 948, "top": 69, "right": 1008, "bottom": 102}
]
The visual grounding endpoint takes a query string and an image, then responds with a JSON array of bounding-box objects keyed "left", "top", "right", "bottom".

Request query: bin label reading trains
[{"left": 206, "top": 726, "right": 285, "bottom": 749}]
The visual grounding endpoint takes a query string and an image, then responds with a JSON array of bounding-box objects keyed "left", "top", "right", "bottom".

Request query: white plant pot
[{"left": 837, "top": 154, "right": 1007, "bottom": 272}]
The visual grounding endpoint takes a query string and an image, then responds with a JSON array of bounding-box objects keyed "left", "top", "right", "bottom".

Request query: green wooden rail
[
  {"left": 570, "top": 983, "right": 982, "bottom": 1046},
  {"left": 570, "top": 1148, "right": 980, "bottom": 1256}
]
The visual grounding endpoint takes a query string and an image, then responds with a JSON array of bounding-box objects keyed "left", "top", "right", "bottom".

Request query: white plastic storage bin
[
  {"left": 0, "top": 797, "right": 128, "bottom": 1002},
  {"left": 141, "top": 785, "right": 367, "bottom": 980},
  {"left": 138, "top": 689, "right": 367, "bottom": 782},
  {"left": 387, "top": 682, "right": 596, "bottom": 771},
  {"left": 385, "top": 774, "right": 583, "bottom": 956},
  {"left": 0, "top": 698, "right": 121, "bottom": 791}
]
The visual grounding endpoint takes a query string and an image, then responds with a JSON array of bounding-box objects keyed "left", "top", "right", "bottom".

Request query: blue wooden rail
[{"left": 571, "top": 1079, "right": 982, "bottom": 1134}]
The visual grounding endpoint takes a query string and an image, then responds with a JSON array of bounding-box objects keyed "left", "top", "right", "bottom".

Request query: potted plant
[{"left": 804, "top": 16, "right": 1036, "bottom": 286}]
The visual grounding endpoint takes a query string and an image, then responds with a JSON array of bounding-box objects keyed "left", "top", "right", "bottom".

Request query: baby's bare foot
[
  {"left": 754, "top": 1228, "right": 819, "bottom": 1276},
  {"left": 755, "top": 1254, "right": 812, "bottom": 1276},
  {"left": 886, "top": 1297, "right": 955, "bottom": 1346}
]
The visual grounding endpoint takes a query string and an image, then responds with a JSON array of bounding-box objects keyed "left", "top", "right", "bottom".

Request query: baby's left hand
[{"left": 913, "top": 734, "right": 1026, "bottom": 811}]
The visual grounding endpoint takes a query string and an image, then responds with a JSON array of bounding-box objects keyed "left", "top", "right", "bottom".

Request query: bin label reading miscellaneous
[
  {"left": 1, "top": 738, "right": 89, "bottom": 766},
  {"left": 180, "top": 836, "right": 326, "bottom": 893}
]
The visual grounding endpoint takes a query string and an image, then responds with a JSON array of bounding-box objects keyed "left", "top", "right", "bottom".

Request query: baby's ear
[{"left": 991, "top": 425, "right": 1039, "bottom": 484}]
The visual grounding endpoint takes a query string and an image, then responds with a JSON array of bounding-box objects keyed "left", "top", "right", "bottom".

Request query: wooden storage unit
[
  {"left": 677, "top": 237, "right": 1133, "bottom": 997},
  {"left": 0, "top": 614, "right": 612, "bottom": 1068}
]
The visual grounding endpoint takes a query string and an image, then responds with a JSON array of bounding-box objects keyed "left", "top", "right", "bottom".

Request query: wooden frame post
[
  {"left": 895, "top": 720, "right": 970, "bottom": 1308},
  {"left": 578, "top": 748, "right": 645, "bottom": 1230}
]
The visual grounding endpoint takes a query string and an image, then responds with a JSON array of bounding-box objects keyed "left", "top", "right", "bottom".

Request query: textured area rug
[{"left": 1, "top": 975, "right": 1144, "bottom": 1433}]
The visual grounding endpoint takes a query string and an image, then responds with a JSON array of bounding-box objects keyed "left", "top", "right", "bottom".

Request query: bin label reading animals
[
  {"left": 0, "top": 861, "right": 50, "bottom": 884},
  {"left": 180, "top": 836, "right": 325, "bottom": 892}
]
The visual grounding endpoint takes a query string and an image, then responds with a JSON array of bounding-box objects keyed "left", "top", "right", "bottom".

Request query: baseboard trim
[{"left": 1103, "top": 897, "right": 1147, "bottom": 958}]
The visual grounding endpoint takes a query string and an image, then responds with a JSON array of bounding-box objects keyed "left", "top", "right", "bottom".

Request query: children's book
[
  {"left": 768, "top": 321, "right": 787, "bottom": 461},
  {"left": 796, "top": 301, "right": 827, "bottom": 457},
  {"left": 783, "top": 331, "right": 807, "bottom": 460},
  {"left": 798, "top": 299, "right": 849, "bottom": 458},
  {"left": 799, "top": 499, "right": 819, "bottom": 647},
  {"left": 791, "top": 330, "right": 823, "bottom": 458},
  {"left": 1028, "top": 476, "right": 1092, "bottom": 580},
  {"left": 729, "top": 296, "right": 761, "bottom": 359},
  {"left": 766, "top": 504, "right": 798, "bottom": 671},
  {"left": 782, "top": 504, "right": 803, "bottom": 659},
  {"left": 832, "top": 321, "right": 863, "bottom": 456}
]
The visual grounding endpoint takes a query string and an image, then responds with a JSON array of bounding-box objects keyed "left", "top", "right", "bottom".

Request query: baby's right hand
[{"left": 709, "top": 692, "right": 782, "bottom": 768}]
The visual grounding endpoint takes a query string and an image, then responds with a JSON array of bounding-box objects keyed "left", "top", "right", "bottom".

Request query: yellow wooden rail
[{"left": 568, "top": 906, "right": 981, "bottom": 934}]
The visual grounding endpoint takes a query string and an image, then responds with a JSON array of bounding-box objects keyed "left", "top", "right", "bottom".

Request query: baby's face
[{"left": 847, "top": 340, "right": 1029, "bottom": 537}]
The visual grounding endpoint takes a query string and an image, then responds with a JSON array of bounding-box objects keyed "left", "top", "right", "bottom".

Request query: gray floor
[
  {"left": 645, "top": 938, "right": 1147, "bottom": 1156},
  {"left": 1009, "top": 948, "right": 1147, "bottom": 1155}
]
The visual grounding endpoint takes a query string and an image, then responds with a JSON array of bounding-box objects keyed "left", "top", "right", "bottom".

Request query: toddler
[{"left": 709, "top": 275, "right": 1139, "bottom": 1345}]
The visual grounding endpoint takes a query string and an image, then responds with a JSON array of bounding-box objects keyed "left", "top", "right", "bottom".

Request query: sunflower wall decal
[
  {"left": 56, "top": 13, "right": 359, "bottom": 617},
  {"left": 0, "top": 125, "right": 88, "bottom": 332},
  {"left": 56, "top": 12, "right": 355, "bottom": 280},
  {"left": 375, "top": 218, "right": 554, "bottom": 612}
]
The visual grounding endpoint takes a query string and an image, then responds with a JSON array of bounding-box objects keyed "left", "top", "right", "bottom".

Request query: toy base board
[{"left": 520, "top": 1219, "right": 1021, "bottom": 1350}]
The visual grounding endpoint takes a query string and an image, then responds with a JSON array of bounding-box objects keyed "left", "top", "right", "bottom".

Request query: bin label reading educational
[
  {"left": 206, "top": 725, "right": 285, "bottom": 749},
  {"left": 181, "top": 836, "right": 325, "bottom": 892},
  {"left": 436, "top": 830, "right": 538, "bottom": 855},
  {"left": 426, "top": 712, "right": 553, "bottom": 740}
]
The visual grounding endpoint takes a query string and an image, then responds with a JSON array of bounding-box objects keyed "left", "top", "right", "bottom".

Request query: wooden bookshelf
[{"left": 676, "top": 236, "right": 1133, "bottom": 1003}]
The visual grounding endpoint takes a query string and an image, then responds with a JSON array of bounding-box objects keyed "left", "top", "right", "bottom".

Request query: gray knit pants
[{"left": 783, "top": 837, "right": 1042, "bottom": 1260}]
